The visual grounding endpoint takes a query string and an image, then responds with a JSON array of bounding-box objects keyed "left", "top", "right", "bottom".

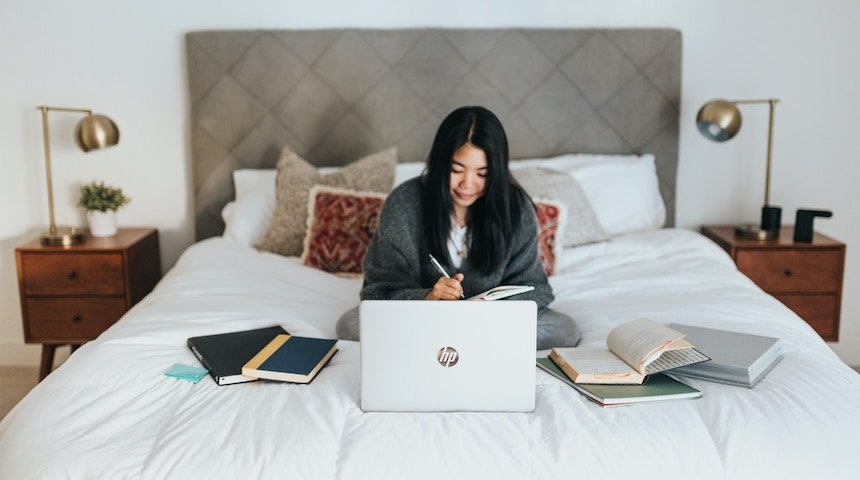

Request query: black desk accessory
[{"left": 793, "top": 209, "right": 832, "bottom": 242}]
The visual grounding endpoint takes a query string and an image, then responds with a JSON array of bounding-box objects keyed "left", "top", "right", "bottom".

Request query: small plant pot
[{"left": 87, "top": 210, "right": 118, "bottom": 237}]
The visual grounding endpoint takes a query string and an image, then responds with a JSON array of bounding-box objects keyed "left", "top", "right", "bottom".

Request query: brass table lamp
[
  {"left": 37, "top": 106, "right": 120, "bottom": 246},
  {"left": 696, "top": 98, "right": 781, "bottom": 240}
]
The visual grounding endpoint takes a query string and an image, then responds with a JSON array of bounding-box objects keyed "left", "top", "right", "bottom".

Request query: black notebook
[{"left": 187, "top": 326, "right": 286, "bottom": 386}]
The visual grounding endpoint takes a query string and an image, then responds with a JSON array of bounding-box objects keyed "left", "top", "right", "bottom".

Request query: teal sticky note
[{"left": 165, "top": 363, "right": 208, "bottom": 383}]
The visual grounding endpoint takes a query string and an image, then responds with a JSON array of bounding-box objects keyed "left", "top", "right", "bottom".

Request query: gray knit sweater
[{"left": 360, "top": 177, "right": 554, "bottom": 309}]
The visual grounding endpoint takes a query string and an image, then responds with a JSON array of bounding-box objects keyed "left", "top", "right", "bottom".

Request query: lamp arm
[
  {"left": 764, "top": 98, "right": 777, "bottom": 206},
  {"left": 732, "top": 98, "right": 779, "bottom": 105},
  {"left": 38, "top": 106, "right": 57, "bottom": 236},
  {"left": 37, "top": 106, "right": 93, "bottom": 115},
  {"left": 728, "top": 98, "right": 780, "bottom": 206},
  {"left": 36, "top": 106, "right": 95, "bottom": 236}
]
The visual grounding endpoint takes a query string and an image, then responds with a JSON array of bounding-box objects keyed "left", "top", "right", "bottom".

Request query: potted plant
[{"left": 78, "top": 181, "right": 130, "bottom": 237}]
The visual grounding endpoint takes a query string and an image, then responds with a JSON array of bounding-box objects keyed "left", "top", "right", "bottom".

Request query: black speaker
[
  {"left": 794, "top": 209, "right": 832, "bottom": 242},
  {"left": 760, "top": 205, "right": 782, "bottom": 231}
]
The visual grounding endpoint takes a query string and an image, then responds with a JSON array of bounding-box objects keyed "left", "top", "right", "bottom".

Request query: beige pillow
[
  {"left": 258, "top": 145, "right": 397, "bottom": 256},
  {"left": 513, "top": 167, "right": 608, "bottom": 247}
]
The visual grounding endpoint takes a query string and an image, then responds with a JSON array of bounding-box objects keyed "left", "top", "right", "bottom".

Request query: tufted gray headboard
[{"left": 187, "top": 28, "right": 681, "bottom": 240}]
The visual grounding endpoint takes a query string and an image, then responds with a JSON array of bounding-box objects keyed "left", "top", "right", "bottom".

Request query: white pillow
[
  {"left": 221, "top": 193, "right": 275, "bottom": 246},
  {"left": 233, "top": 169, "right": 276, "bottom": 199},
  {"left": 222, "top": 163, "right": 426, "bottom": 246},
  {"left": 509, "top": 153, "right": 641, "bottom": 172},
  {"left": 512, "top": 154, "right": 665, "bottom": 236},
  {"left": 393, "top": 162, "right": 425, "bottom": 187},
  {"left": 221, "top": 169, "right": 278, "bottom": 246}
]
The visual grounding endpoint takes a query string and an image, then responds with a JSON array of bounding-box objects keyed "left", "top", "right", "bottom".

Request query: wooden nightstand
[
  {"left": 701, "top": 225, "right": 845, "bottom": 341},
  {"left": 15, "top": 228, "right": 161, "bottom": 380}
]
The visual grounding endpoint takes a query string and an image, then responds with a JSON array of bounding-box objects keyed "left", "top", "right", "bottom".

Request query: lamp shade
[
  {"left": 74, "top": 114, "right": 120, "bottom": 152},
  {"left": 696, "top": 100, "right": 741, "bottom": 142}
]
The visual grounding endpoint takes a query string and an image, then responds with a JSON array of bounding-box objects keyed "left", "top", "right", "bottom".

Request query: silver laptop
[{"left": 360, "top": 300, "right": 537, "bottom": 412}]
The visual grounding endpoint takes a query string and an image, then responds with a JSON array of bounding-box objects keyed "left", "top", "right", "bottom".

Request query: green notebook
[{"left": 537, "top": 357, "right": 701, "bottom": 407}]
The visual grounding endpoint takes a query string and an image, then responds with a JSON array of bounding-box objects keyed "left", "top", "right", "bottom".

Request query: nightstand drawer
[
  {"left": 20, "top": 253, "right": 124, "bottom": 296},
  {"left": 773, "top": 294, "right": 839, "bottom": 341},
  {"left": 25, "top": 297, "right": 127, "bottom": 341},
  {"left": 735, "top": 250, "right": 840, "bottom": 293}
]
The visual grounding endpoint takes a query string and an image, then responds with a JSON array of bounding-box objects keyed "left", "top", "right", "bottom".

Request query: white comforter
[{"left": 1, "top": 229, "right": 858, "bottom": 479}]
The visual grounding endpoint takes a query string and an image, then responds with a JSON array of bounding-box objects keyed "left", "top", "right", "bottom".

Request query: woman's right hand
[{"left": 425, "top": 273, "right": 465, "bottom": 300}]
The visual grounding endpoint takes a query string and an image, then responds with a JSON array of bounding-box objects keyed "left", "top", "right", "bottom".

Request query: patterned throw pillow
[
  {"left": 301, "top": 186, "right": 387, "bottom": 276},
  {"left": 513, "top": 167, "right": 608, "bottom": 247},
  {"left": 533, "top": 199, "right": 567, "bottom": 276},
  {"left": 258, "top": 145, "right": 397, "bottom": 257}
]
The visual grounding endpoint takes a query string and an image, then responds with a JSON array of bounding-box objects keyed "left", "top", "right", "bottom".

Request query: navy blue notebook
[
  {"left": 187, "top": 326, "right": 286, "bottom": 386},
  {"left": 242, "top": 335, "right": 337, "bottom": 384}
]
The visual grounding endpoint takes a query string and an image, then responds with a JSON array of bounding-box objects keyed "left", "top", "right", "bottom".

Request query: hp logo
[{"left": 437, "top": 346, "right": 459, "bottom": 367}]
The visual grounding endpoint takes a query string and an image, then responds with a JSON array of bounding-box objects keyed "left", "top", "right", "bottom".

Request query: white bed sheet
[{"left": 1, "top": 229, "right": 858, "bottom": 479}]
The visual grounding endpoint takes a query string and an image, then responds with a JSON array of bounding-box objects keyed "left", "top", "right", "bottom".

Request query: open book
[
  {"left": 549, "top": 318, "right": 710, "bottom": 384},
  {"left": 468, "top": 285, "right": 534, "bottom": 301}
]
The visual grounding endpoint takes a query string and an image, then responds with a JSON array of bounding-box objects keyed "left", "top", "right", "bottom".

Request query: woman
[{"left": 337, "top": 106, "right": 580, "bottom": 349}]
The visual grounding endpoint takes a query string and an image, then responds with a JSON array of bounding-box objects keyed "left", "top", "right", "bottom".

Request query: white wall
[{"left": 1, "top": 0, "right": 858, "bottom": 365}]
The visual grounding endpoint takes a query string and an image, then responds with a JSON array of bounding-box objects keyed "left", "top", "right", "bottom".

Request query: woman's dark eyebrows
[{"left": 451, "top": 160, "right": 487, "bottom": 170}]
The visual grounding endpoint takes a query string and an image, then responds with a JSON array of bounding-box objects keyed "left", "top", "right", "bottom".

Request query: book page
[
  {"left": 607, "top": 319, "right": 684, "bottom": 374},
  {"left": 643, "top": 348, "right": 710, "bottom": 375},
  {"left": 665, "top": 338, "right": 692, "bottom": 350},
  {"left": 550, "top": 347, "right": 643, "bottom": 384}
]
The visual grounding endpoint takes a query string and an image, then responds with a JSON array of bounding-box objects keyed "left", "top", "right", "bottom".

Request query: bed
[{"left": 2, "top": 28, "right": 859, "bottom": 479}]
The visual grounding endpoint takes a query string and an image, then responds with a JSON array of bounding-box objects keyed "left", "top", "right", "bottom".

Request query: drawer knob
[
  {"left": 67, "top": 271, "right": 78, "bottom": 280},
  {"left": 72, "top": 315, "right": 82, "bottom": 323},
  {"left": 784, "top": 269, "right": 794, "bottom": 277}
]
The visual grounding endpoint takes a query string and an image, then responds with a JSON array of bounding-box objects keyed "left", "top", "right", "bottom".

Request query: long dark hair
[{"left": 423, "top": 106, "right": 528, "bottom": 275}]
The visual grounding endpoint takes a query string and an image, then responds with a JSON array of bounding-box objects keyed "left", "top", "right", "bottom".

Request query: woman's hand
[{"left": 425, "top": 273, "right": 465, "bottom": 300}]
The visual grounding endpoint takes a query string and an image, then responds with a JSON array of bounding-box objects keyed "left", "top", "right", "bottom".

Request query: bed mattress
[{"left": 1, "top": 228, "right": 858, "bottom": 479}]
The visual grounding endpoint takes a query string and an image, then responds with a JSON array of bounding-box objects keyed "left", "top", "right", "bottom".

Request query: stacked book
[
  {"left": 667, "top": 324, "right": 782, "bottom": 388},
  {"left": 187, "top": 326, "right": 338, "bottom": 386},
  {"left": 540, "top": 319, "right": 705, "bottom": 407},
  {"left": 540, "top": 319, "right": 784, "bottom": 406}
]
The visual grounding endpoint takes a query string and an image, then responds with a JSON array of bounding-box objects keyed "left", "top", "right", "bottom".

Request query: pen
[{"left": 428, "top": 254, "right": 465, "bottom": 299}]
